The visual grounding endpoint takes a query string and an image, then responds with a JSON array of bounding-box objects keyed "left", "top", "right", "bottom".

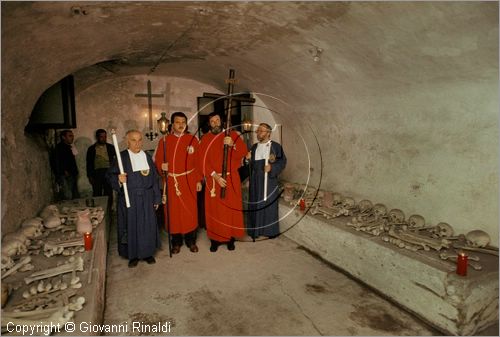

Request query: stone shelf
[
  {"left": 1, "top": 196, "right": 109, "bottom": 336},
  {"left": 279, "top": 201, "right": 498, "bottom": 336}
]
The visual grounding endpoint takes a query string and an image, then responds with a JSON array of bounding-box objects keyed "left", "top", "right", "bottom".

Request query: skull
[
  {"left": 388, "top": 209, "right": 405, "bottom": 224},
  {"left": 434, "top": 222, "right": 454, "bottom": 238},
  {"left": 342, "top": 197, "right": 356, "bottom": 209},
  {"left": 20, "top": 225, "right": 43, "bottom": 239},
  {"left": 373, "top": 204, "right": 387, "bottom": 219},
  {"left": 358, "top": 200, "right": 373, "bottom": 213},
  {"left": 40, "top": 204, "right": 60, "bottom": 219},
  {"left": 332, "top": 193, "right": 343, "bottom": 205},
  {"left": 1, "top": 239, "right": 27, "bottom": 256},
  {"left": 1, "top": 254, "right": 15, "bottom": 270},
  {"left": 465, "top": 230, "right": 490, "bottom": 248},
  {"left": 408, "top": 214, "right": 425, "bottom": 229},
  {"left": 43, "top": 215, "right": 62, "bottom": 229},
  {"left": 3, "top": 232, "right": 30, "bottom": 246},
  {"left": 21, "top": 217, "right": 44, "bottom": 229}
]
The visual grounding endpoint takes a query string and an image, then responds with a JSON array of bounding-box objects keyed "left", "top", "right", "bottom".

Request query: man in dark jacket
[
  {"left": 54, "top": 130, "right": 80, "bottom": 200},
  {"left": 86, "top": 129, "right": 116, "bottom": 206}
]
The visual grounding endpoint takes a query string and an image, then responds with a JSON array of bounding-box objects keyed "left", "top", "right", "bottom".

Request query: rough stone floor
[{"left": 103, "top": 222, "right": 472, "bottom": 337}]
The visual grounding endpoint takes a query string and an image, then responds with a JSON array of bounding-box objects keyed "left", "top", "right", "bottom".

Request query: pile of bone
[
  {"left": 2, "top": 292, "right": 85, "bottom": 331},
  {"left": 311, "top": 192, "right": 358, "bottom": 219},
  {"left": 282, "top": 183, "right": 359, "bottom": 218},
  {"left": 61, "top": 205, "right": 104, "bottom": 227},
  {"left": 2, "top": 256, "right": 85, "bottom": 316},
  {"left": 43, "top": 234, "right": 85, "bottom": 258},
  {"left": 1, "top": 217, "right": 46, "bottom": 263},
  {"left": 347, "top": 201, "right": 390, "bottom": 236}
]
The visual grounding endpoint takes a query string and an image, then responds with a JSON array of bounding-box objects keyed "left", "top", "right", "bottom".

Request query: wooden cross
[{"left": 135, "top": 80, "right": 164, "bottom": 131}]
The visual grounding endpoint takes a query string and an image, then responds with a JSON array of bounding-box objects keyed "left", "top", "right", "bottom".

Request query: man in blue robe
[
  {"left": 247, "top": 123, "right": 287, "bottom": 239},
  {"left": 106, "top": 130, "right": 161, "bottom": 267}
]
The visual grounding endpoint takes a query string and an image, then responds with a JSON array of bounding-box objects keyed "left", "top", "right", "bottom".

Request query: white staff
[
  {"left": 264, "top": 156, "right": 269, "bottom": 202},
  {"left": 111, "top": 129, "right": 131, "bottom": 208},
  {"left": 264, "top": 141, "right": 271, "bottom": 202}
]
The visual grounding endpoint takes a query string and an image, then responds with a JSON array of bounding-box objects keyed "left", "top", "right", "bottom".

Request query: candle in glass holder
[
  {"left": 84, "top": 232, "right": 93, "bottom": 251},
  {"left": 299, "top": 198, "right": 306, "bottom": 211},
  {"left": 456, "top": 253, "right": 468, "bottom": 276}
]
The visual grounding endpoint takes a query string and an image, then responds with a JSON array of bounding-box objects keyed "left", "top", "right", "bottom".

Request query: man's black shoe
[
  {"left": 144, "top": 256, "right": 156, "bottom": 264},
  {"left": 227, "top": 238, "right": 235, "bottom": 251},
  {"left": 128, "top": 259, "right": 139, "bottom": 268},
  {"left": 210, "top": 240, "right": 219, "bottom": 252}
]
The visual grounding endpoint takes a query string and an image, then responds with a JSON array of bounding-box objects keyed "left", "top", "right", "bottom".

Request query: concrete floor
[{"left": 103, "top": 225, "right": 446, "bottom": 336}]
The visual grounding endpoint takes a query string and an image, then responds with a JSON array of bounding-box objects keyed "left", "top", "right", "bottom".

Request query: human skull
[
  {"left": 21, "top": 217, "right": 44, "bottom": 229},
  {"left": 332, "top": 193, "right": 343, "bottom": 205},
  {"left": 434, "top": 222, "right": 454, "bottom": 238},
  {"left": 388, "top": 209, "right": 405, "bottom": 224},
  {"left": 465, "top": 230, "right": 490, "bottom": 248},
  {"left": 373, "top": 204, "right": 387, "bottom": 219},
  {"left": 3, "top": 232, "right": 30, "bottom": 246},
  {"left": 40, "top": 204, "right": 60, "bottom": 219},
  {"left": 43, "top": 215, "right": 62, "bottom": 229},
  {"left": 1, "top": 254, "right": 15, "bottom": 270},
  {"left": 342, "top": 197, "right": 356, "bottom": 209},
  {"left": 358, "top": 200, "right": 373, "bottom": 213},
  {"left": 1, "top": 239, "right": 27, "bottom": 256},
  {"left": 408, "top": 214, "right": 425, "bottom": 229},
  {"left": 20, "top": 225, "right": 43, "bottom": 239}
]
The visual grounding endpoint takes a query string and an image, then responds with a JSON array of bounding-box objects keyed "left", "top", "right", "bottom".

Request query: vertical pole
[{"left": 220, "top": 69, "right": 235, "bottom": 199}]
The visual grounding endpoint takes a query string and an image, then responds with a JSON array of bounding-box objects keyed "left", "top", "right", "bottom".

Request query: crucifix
[{"left": 135, "top": 80, "right": 164, "bottom": 140}]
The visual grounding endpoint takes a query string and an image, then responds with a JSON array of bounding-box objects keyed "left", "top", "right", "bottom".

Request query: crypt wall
[
  {"left": 1, "top": 1, "right": 498, "bottom": 245},
  {"left": 72, "top": 75, "right": 224, "bottom": 197}
]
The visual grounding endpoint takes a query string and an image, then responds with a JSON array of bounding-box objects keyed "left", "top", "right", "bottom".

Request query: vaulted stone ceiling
[{"left": 2, "top": 1, "right": 498, "bottom": 243}]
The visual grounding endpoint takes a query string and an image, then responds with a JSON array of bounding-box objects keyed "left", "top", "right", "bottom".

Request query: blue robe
[
  {"left": 106, "top": 150, "right": 161, "bottom": 260},
  {"left": 248, "top": 141, "right": 287, "bottom": 238}
]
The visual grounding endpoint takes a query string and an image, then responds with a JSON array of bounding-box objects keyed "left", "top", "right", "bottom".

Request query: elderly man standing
[
  {"left": 198, "top": 112, "right": 248, "bottom": 252},
  {"left": 246, "top": 123, "right": 287, "bottom": 240},
  {"left": 106, "top": 130, "right": 161, "bottom": 268}
]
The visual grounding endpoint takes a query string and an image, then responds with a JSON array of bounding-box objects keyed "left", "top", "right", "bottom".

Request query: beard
[{"left": 210, "top": 126, "right": 222, "bottom": 134}]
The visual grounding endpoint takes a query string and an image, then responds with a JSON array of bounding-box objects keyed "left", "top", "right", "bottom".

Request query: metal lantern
[{"left": 157, "top": 112, "right": 169, "bottom": 135}]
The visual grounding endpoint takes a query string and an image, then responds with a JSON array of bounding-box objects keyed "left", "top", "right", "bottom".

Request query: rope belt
[
  {"left": 210, "top": 172, "right": 230, "bottom": 198},
  {"left": 168, "top": 169, "right": 194, "bottom": 196}
]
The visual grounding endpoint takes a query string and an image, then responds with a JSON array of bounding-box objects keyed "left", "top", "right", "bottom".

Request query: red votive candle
[
  {"left": 299, "top": 198, "right": 306, "bottom": 211},
  {"left": 84, "top": 232, "right": 93, "bottom": 251},
  {"left": 456, "top": 253, "right": 468, "bottom": 276}
]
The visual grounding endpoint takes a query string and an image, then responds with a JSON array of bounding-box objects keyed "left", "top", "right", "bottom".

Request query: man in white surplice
[{"left": 106, "top": 130, "right": 162, "bottom": 268}]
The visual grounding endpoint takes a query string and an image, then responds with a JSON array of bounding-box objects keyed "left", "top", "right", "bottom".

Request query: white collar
[{"left": 127, "top": 149, "right": 149, "bottom": 172}]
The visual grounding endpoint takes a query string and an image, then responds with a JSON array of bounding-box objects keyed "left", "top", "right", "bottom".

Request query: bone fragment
[
  {"left": 1, "top": 257, "right": 31, "bottom": 280},
  {"left": 24, "top": 256, "right": 83, "bottom": 284}
]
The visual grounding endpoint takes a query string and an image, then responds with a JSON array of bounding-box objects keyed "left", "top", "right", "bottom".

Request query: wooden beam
[{"left": 203, "top": 92, "right": 255, "bottom": 103}]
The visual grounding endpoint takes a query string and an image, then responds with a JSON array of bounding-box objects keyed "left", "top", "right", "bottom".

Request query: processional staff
[
  {"left": 220, "top": 69, "right": 236, "bottom": 199},
  {"left": 161, "top": 130, "right": 173, "bottom": 258},
  {"left": 111, "top": 130, "right": 131, "bottom": 208}
]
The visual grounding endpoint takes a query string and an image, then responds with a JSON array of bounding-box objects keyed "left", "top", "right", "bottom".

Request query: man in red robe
[
  {"left": 198, "top": 112, "right": 248, "bottom": 252},
  {"left": 155, "top": 112, "right": 202, "bottom": 254}
]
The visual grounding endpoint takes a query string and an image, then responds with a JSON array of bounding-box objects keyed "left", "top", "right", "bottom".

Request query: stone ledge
[
  {"left": 279, "top": 202, "right": 498, "bottom": 335},
  {"left": 1, "top": 196, "right": 108, "bottom": 336}
]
